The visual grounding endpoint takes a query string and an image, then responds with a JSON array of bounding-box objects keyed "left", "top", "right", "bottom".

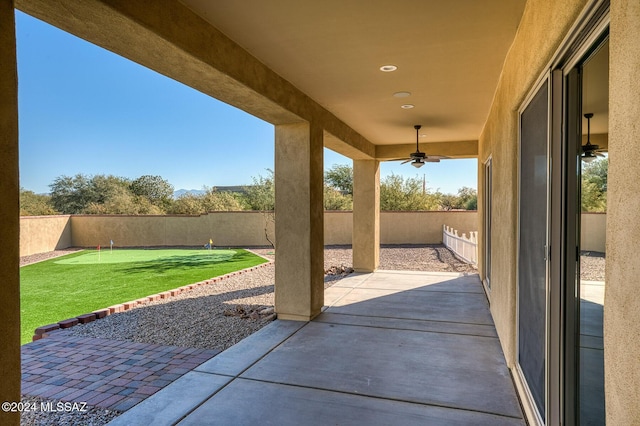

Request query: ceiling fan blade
[
  {"left": 397, "top": 125, "right": 448, "bottom": 166},
  {"left": 425, "top": 154, "right": 449, "bottom": 160}
]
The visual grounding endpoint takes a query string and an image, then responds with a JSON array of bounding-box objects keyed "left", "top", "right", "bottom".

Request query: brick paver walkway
[{"left": 21, "top": 335, "right": 220, "bottom": 412}]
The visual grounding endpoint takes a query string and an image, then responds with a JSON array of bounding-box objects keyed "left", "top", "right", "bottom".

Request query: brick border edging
[{"left": 32, "top": 259, "right": 274, "bottom": 342}]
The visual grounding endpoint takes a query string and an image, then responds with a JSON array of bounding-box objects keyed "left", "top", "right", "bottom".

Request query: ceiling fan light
[
  {"left": 411, "top": 160, "right": 424, "bottom": 168},
  {"left": 393, "top": 91, "right": 411, "bottom": 98},
  {"left": 582, "top": 152, "right": 597, "bottom": 163}
]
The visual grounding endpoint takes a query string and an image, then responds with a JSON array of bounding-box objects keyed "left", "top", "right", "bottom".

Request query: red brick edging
[{"left": 32, "top": 260, "right": 273, "bottom": 342}]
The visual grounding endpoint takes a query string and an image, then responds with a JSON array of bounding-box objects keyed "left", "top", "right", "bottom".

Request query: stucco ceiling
[{"left": 179, "top": 0, "right": 526, "bottom": 147}]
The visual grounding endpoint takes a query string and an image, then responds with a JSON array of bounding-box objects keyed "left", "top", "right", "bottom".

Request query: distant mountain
[
  {"left": 173, "top": 189, "right": 207, "bottom": 199},
  {"left": 173, "top": 186, "right": 248, "bottom": 199}
]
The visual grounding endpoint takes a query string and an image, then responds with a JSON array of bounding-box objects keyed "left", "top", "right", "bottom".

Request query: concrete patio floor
[{"left": 108, "top": 270, "right": 525, "bottom": 425}]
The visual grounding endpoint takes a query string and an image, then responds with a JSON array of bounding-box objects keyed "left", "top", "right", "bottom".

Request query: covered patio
[
  {"left": 3, "top": 1, "right": 640, "bottom": 425},
  {"left": 108, "top": 270, "right": 524, "bottom": 425}
]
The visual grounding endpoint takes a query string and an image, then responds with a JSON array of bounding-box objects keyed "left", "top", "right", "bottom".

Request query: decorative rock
[{"left": 259, "top": 307, "right": 275, "bottom": 316}]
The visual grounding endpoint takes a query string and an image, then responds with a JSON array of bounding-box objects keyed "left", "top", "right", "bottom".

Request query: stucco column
[
  {"left": 605, "top": 1, "right": 640, "bottom": 424},
  {"left": 0, "top": 1, "right": 21, "bottom": 425},
  {"left": 274, "top": 122, "right": 324, "bottom": 321},
  {"left": 353, "top": 159, "right": 380, "bottom": 272}
]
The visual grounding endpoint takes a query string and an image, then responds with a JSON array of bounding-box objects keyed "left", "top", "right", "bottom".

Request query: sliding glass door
[{"left": 568, "top": 35, "right": 608, "bottom": 426}]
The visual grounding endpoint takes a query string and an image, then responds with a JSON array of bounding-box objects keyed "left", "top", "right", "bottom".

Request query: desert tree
[
  {"left": 324, "top": 163, "right": 353, "bottom": 195},
  {"left": 242, "top": 170, "right": 275, "bottom": 248},
  {"left": 130, "top": 175, "right": 174, "bottom": 211},
  {"left": 20, "top": 189, "right": 58, "bottom": 216}
]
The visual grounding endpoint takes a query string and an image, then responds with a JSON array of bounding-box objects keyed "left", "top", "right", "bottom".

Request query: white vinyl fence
[{"left": 443, "top": 225, "right": 478, "bottom": 266}]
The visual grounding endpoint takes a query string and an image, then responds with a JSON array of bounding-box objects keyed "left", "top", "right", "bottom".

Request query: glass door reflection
[{"left": 578, "top": 38, "right": 608, "bottom": 425}]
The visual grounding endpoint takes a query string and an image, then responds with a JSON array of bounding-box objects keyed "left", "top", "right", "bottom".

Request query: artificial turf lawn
[{"left": 20, "top": 248, "right": 268, "bottom": 345}]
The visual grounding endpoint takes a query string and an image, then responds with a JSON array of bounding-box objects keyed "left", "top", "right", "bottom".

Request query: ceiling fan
[
  {"left": 581, "top": 113, "right": 606, "bottom": 162},
  {"left": 391, "top": 125, "right": 449, "bottom": 168}
]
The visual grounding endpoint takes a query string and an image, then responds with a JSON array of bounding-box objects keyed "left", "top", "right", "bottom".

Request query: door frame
[{"left": 558, "top": 28, "right": 610, "bottom": 426}]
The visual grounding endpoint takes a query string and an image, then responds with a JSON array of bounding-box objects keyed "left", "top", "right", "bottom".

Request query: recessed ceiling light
[
  {"left": 401, "top": 104, "right": 415, "bottom": 109},
  {"left": 393, "top": 91, "right": 411, "bottom": 98},
  {"left": 380, "top": 65, "right": 398, "bottom": 72}
]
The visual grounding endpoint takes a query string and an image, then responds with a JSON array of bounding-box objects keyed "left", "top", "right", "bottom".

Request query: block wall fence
[
  {"left": 19, "top": 211, "right": 606, "bottom": 257},
  {"left": 20, "top": 215, "right": 72, "bottom": 256}
]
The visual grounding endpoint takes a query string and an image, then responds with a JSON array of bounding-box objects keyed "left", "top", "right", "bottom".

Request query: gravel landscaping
[
  {"left": 19, "top": 245, "right": 604, "bottom": 352},
  {"left": 580, "top": 251, "right": 606, "bottom": 281},
  {"left": 44, "top": 245, "right": 476, "bottom": 351}
]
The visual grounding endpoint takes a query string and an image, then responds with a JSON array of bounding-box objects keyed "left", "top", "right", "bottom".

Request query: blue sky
[{"left": 16, "top": 11, "right": 476, "bottom": 195}]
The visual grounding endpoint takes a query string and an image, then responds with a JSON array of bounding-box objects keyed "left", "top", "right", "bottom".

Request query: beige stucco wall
[
  {"left": 19, "top": 215, "right": 72, "bottom": 256},
  {"left": 478, "top": 0, "right": 588, "bottom": 369},
  {"left": 70, "top": 212, "right": 276, "bottom": 248},
  {"left": 580, "top": 213, "right": 606, "bottom": 253},
  {"left": 605, "top": 1, "right": 640, "bottom": 424},
  {"left": 327, "top": 211, "right": 478, "bottom": 245},
  {"left": 20, "top": 211, "right": 479, "bottom": 255},
  {"left": 381, "top": 212, "right": 477, "bottom": 245},
  {"left": 324, "top": 212, "right": 353, "bottom": 245},
  {"left": 0, "top": 1, "right": 21, "bottom": 423}
]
